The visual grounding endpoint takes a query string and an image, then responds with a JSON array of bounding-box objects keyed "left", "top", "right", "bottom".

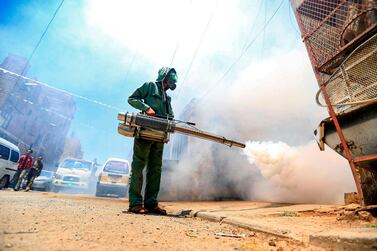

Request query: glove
[{"left": 145, "top": 108, "right": 156, "bottom": 116}]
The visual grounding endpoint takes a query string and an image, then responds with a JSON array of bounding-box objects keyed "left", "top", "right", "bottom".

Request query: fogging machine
[{"left": 117, "top": 112, "right": 245, "bottom": 148}]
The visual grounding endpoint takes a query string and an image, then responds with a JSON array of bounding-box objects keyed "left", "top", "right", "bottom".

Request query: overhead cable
[
  {"left": 20, "top": 0, "right": 65, "bottom": 76},
  {"left": 0, "top": 67, "right": 122, "bottom": 111},
  {"left": 175, "top": 0, "right": 220, "bottom": 99},
  {"left": 200, "top": 0, "right": 286, "bottom": 99}
]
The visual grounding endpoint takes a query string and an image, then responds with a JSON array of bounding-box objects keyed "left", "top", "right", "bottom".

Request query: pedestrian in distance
[
  {"left": 13, "top": 149, "right": 33, "bottom": 191},
  {"left": 127, "top": 67, "right": 177, "bottom": 215},
  {"left": 25, "top": 156, "right": 44, "bottom": 192}
]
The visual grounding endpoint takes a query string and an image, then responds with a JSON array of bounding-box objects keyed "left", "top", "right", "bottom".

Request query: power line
[
  {"left": 261, "top": 0, "right": 268, "bottom": 58},
  {"left": 0, "top": 86, "right": 129, "bottom": 135},
  {"left": 242, "top": 0, "right": 264, "bottom": 52},
  {"left": 8, "top": 0, "right": 65, "bottom": 115},
  {"left": 123, "top": 52, "right": 137, "bottom": 87},
  {"left": 170, "top": 41, "right": 180, "bottom": 66},
  {"left": 288, "top": 1, "right": 301, "bottom": 37},
  {"left": 200, "top": 0, "right": 285, "bottom": 99},
  {"left": 21, "top": 0, "right": 65, "bottom": 76},
  {"left": 175, "top": 0, "right": 220, "bottom": 99},
  {"left": 1, "top": 1, "right": 122, "bottom": 115},
  {"left": 0, "top": 67, "right": 122, "bottom": 111},
  {"left": 1, "top": 89, "right": 72, "bottom": 122},
  {"left": 170, "top": 1, "right": 194, "bottom": 66}
]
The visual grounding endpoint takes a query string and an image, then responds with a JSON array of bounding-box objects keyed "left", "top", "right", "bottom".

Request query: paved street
[
  {"left": 0, "top": 190, "right": 313, "bottom": 251},
  {"left": 1, "top": 190, "right": 376, "bottom": 250}
]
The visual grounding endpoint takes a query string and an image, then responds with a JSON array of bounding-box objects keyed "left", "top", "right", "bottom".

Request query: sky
[{"left": 0, "top": 0, "right": 305, "bottom": 164}]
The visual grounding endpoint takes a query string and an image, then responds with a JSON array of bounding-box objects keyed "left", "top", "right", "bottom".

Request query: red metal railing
[
  {"left": 295, "top": 0, "right": 377, "bottom": 73},
  {"left": 291, "top": 0, "right": 377, "bottom": 205}
]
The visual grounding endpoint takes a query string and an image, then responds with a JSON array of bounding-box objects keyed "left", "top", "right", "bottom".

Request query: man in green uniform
[{"left": 127, "top": 67, "right": 177, "bottom": 214}]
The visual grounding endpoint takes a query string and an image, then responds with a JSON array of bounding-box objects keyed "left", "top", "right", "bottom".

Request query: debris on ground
[
  {"left": 178, "top": 209, "right": 192, "bottom": 217},
  {"left": 357, "top": 211, "right": 372, "bottom": 221},
  {"left": 215, "top": 232, "right": 246, "bottom": 238},
  {"left": 249, "top": 232, "right": 256, "bottom": 237},
  {"left": 334, "top": 204, "right": 377, "bottom": 222},
  {"left": 185, "top": 229, "right": 198, "bottom": 238},
  {"left": 280, "top": 211, "right": 299, "bottom": 217},
  {"left": 268, "top": 239, "right": 276, "bottom": 246}
]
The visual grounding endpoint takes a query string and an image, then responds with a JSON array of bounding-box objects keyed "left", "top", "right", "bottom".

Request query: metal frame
[
  {"left": 294, "top": 0, "right": 377, "bottom": 74},
  {"left": 291, "top": 1, "right": 377, "bottom": 205},
  {"left": 320, "top": 23, "right": 377, "bottom": 73},
  {"left": 354, "top": 153, "right": 377, "bottom": 164}
]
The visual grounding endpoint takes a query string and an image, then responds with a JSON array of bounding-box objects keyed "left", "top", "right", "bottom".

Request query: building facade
[{"left": 0, "top": 54, "right": 76, "bottom": 166}]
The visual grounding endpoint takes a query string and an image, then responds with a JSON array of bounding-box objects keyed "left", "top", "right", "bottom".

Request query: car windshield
[
  {"left": 103, "top": 161, "right": 129, "bottom": 174},
  {"left": 61, "top": 159, "right": 92, "bottom": 170},
  {"left": 39, "top": 170, "right": 54, "bottom": 178}
]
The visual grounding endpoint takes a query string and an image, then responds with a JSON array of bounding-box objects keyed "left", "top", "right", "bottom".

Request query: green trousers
[{"left": 129, "top": 138, "right": 164, "bottom": 208}]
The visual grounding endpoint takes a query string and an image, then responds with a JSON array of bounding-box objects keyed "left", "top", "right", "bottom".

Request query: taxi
[{"left": 96, "top": 158, "right": 129, "bottom": 197}]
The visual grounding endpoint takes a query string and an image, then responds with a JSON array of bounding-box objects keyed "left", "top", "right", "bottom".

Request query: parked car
[
  {"left": 21, "top": 170, "right": 54, "bottom": 191},
  {"left": 0, "top": 137, "right": 19, "bottom": 189},
  {"left": 51, "top": 158, "right": 95, "bottom": 193},
  {"left": 96, "top": 158, "right": 129, "bottom": 198}
]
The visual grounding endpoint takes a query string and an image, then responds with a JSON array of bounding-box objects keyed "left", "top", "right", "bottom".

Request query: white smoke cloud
[
  {"left": 244, "top": 141, "right": 297, "bottom": 184},
  {"left": 165, "top": 48, "right": 356, "bottom": 204},
  {"left": 244, "top": 141, "right": 355, "bottom": 203}
]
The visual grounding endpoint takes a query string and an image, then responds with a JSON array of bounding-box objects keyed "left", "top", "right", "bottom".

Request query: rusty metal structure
[{"left": 291, "top": 0, "right": 377, "bottom": 205}]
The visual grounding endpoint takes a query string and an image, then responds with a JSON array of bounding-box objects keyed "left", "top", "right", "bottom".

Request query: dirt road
[{"left": 0, "top": 190, "right": 322, "bottom": 251}]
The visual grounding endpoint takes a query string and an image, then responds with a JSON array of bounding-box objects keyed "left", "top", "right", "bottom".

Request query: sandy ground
[
  {"left": 162, "top": 201, "right": 377, "bottom": 244},
  {"left": 0, "top": 190, "right": 326, "bottom": 251}
]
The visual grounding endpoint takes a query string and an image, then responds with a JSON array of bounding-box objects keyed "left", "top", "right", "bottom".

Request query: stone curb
[
  {"left": 189, "top": 210, "right": 301, "bottom": 243},
  {"left": 309, "top": 230, "right": 377, "bottom": 251},
  {"left": 188, "top": 209, "right": 377, "bottom": 250},
  {"left": 195, "top": 211, "right": 226, "bottom": 222}
]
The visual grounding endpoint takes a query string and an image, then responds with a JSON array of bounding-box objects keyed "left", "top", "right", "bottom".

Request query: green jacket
[{"left": 128, "top": 67, "right": 175, "bottom": 118}]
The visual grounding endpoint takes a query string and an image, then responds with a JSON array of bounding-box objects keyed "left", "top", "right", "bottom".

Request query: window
[
  {"left": 103, "top": 161, "right": 129, "bottom": 174},
  {"left": 61, "top": 159, "right": 92, "bottom": 170},
  {"left": 10, "top": 150, "right": 19, "bottom": 163},
  {"left": 39, "top": 170, "right": 53, "bottom": 178},
  {"left": 0, "top": 109, "right": 12, "bottom": 129},
  {"left": 0, "top": 145, "right": 10, "bottom": 160}
]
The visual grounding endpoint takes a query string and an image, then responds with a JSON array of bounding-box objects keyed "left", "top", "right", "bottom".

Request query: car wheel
[{"left": 0, "top": 176, "right": 10, "bottom": 189}]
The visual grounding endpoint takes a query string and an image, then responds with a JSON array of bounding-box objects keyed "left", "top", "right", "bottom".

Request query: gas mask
[{"left": 166, "top": 71, "right": 177, "bottom": 90}]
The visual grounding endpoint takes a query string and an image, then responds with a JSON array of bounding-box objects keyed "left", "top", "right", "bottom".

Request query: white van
[
  {"left": 51, "top": 158, "right": 95, "bottom": 193},
  {"left": 0, "top": 137, "right": 20, "bottom": 189},
  {"left": 96, "top": 158, "right": 129, "bottom": 197}
]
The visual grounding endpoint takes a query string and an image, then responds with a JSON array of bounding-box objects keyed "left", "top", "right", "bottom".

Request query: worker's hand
[{"left": 145, "top": 108, "right": 156, "bottom": 116}]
